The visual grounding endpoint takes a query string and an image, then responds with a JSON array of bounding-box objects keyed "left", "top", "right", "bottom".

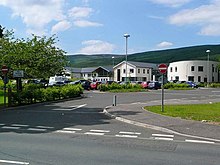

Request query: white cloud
[
  {"left": 156, "top": 41, "right": 173, "bottom": 48},
  {"left": 79, "top": 40, "right": 115, "bottom": 54},
  {"left": 0, "top": 0, "right": 65, "bottom": 29},
  {"left": 74, "top": 20, "right": 103, "bottom": 27},
  {"left": 148, "top": 0, "right": 191, "bottom": 7},
  {"left": 169, "top": 1, "right": 220, "bottom": 36},
  {"left": 51, "top": 20, "right": 71, "bottom": 34},
  {"left": 68, "top": 7, "right": 93, "bottom": 19}
]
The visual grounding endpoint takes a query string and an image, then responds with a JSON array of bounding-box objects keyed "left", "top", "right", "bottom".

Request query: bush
[
  {"left": 11, "top": 84, "right": 83, "bottom": 105},
  {"left": 210, "top": 83, "right": 220, "bottom": 88},
  {"left": 164, "top": 83, "right": 190, "bottom": 89},
  {"left": 99, "top": 83, "right": 143, "bottom": 92}
]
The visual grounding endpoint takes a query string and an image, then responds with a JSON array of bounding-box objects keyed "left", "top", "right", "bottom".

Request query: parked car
[
  {"left": 90, "top": 81, "right": 102, "bottom": 90},
  {"left": 70, "top": 79, "right": 91, "bottom": 90},
  {"left": 141, "top": 81, "right": 150, "bottom": 89},
  {"left": 147, "top": 81, "right": 161, "bottom": 89},
  {"left": 185, "top": 81, "right": 198, "bottom": 88},
  {"left": 48, "top": 81, "right": 65, "bottom": 87}
]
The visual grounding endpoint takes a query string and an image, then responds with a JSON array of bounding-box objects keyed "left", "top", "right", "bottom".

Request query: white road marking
[
  {"left": 0, "top": 123, "right": 5, "bottom": 126},
  {"left": 152, "top": 134, "right": 174, "bottom": 138},
  {"left": 154, "top": 137, "right": 174, "bottom": 141},
  {"left": 27, "top": 128, "right": 47, "bottom": 132},
  {"left": 84, "top": 132, "right": 105, "bottom": 136},
  {"left": 11, "top": 124, "right": 28, "bottom": 127},
  {"left": 115, "top": 134, "right": 138, "bottom": 138},
  {"left": 36, "top": 126, "right": 54, "bottom": 129},
  {"left": 72, "top": 104, "right": 87, "bottom": 110},
  {"left": 53, "top": 104, "right": 87, "bottom": 111},
  {"left": 56, "top": 130, "right": 76, "bottom": 134},
  {"left": 119, "top": 131, "right": 141, "bottom": 135},
  {"left": 2, "top": 126, "right": 20, "bottom": 130},
  {"left": 0, "top": 159, "right": 29, "bottom": 164},
  {"left": 63, "top": 128, "right": 82, "bottom": 131},
  {"left": 90, "top": 129, "right": 110, "bottom": 133},
  {"left": 185, "top": 139, "right": 215, "bottom": 144}
]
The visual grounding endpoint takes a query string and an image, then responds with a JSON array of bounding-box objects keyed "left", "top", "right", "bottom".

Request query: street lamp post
[
  {"left": 206, "top": 49, "right": 210, "bottom": 86},
  {"left": 112, "top": 56, "right": 115, "bottom": 81},
  {"left": 124, "top": 33, "right": 130, "bottom": 83}
]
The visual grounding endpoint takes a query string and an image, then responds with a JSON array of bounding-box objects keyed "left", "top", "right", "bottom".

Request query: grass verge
[{"left": 145, "top": 103, "right": 220, "bottom": 124}]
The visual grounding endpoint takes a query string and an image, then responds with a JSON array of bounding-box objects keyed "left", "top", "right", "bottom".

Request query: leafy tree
[{"left": 0, "top": 27, "right": 67, "bottom": 78}]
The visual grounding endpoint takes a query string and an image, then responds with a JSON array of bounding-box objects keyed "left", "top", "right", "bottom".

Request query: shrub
[
  {"left": 164, "top": 83, "right": 190, "bottom": 89},
  {"left": 210, "top": 83, "right": 220, "bottom": 88},
  {"left": 10, "top": 84, "right": 83, "bottom": 105}
]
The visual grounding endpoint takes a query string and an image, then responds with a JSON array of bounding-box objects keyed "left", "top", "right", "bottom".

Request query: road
[{"left": 0, "top": 88, "right": 219, "bottom": 164}]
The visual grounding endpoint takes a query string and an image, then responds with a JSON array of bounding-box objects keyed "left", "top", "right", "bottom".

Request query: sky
[{"left": 1, "top": 0, "right": 220, "bottom": 55}]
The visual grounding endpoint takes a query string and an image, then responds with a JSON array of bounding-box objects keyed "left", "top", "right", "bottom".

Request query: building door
[{"left": 117, "top": 69, "right": 121, "bottom": 81}]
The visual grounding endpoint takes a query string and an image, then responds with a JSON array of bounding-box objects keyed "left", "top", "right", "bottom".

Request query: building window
[
  {"left": 175, "top": 76, "right": 179, "bottom": 81},
  {"left": 175, "top": 67, "right": 177, "bottom": 72},
  {"left": 198, "top": 76, "right": 201, "bottom": 82},
  {"left": 212, "top": 65, "right": 214, "bottom": 72},
  {"left": 188, "top": 76, "right": 194, "bottom": 81},
  {"left": 191, "top": 66, "right": 195, "bottom": 71},
  {"left": 212, "top": 76, "right": 214, "bottom": 82},
  {"left": 198, "top": 66, "right": 203, "bottom": 72},
  {"left": 130, "top": 69, "right": 134, "bottom": 73},
  {"left": 143, "top": 69, "right": 145, "bottom": 74},
  {"left": 138, "top": 69, "right": 140, "bottom": 73},
  {"left": 147, "top": 69, "right": 149, "bottom": 74},
  {"left": 170, "top": 67, "right": 173, "bottom": 72},
  {"left": 123, "top": 69, "right": 126, "bottom": 73}
]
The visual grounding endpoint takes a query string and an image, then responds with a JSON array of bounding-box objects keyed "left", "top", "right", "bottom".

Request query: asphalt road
[{"left": 0, "top": 88, "right": 219, "bottom": 164}]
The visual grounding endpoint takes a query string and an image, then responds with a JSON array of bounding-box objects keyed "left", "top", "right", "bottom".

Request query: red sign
[
  {"left": 158, "top": 63, "right": 167, "bottom": 74},
  {"left": 1, "top": 65, "right": 9, "bottom": 74}
]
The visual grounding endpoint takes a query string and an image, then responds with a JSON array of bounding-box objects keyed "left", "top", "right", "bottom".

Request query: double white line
[
  {"left": 152, "top": 134, "right": 174, "bottom": 141},
  {"left": 85, "top": 129, "right": 110, "bottom": 136},
  {"left": 115, "top": 131, "right": 141, "bottom": 138}
]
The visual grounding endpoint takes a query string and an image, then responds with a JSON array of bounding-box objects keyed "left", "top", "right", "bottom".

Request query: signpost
[
  {"left": 1, "top": 65, "right": 9, "bottom": 108},
  {"left": 158, "top": 64, "right": 167, "bottom": 112}
]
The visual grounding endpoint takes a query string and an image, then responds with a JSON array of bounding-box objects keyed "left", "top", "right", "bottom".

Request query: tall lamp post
[
  {"left": 124, "top": 33, "right": 130, "bottom": 83},
  {"left": 112, "top": 56, "right": 115, "bottom": 81},
  {"left": 206, "top": 49, "right": 210, "bottom": 86}
]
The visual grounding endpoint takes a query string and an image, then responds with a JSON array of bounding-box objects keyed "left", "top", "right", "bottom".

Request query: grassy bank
[{"left": 145, "top": 103, "right": 220, "bottom": 124}]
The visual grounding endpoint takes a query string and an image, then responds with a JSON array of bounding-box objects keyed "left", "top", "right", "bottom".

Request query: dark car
[
  {"left": 186, "top": 81, "right": 198, "bottom": 88},
  {"left": 70, "top": 79, "right": 91, "bottom": 90},
  {"left": 147, "top": 81, "right": 161, "bottom": 90}
]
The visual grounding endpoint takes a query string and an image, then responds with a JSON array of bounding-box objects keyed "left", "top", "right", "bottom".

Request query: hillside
[{"left": 67, "top": 45, "right": 220, "bottom": 68}]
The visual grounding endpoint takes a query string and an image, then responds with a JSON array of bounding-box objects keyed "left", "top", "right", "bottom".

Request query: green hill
[{"left": 67, "top": 45, "right": 220, "bottom": 68}]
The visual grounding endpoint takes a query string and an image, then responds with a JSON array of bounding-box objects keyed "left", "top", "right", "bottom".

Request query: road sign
[
  {"left": 13, "top": 70, "right": 24, "bottom": 78},
  {"left": 1, "top": 65, "right": 8, "bottom": 74},
  {"left": 158, "top": 63, "right": 167, "bottom": 74}
]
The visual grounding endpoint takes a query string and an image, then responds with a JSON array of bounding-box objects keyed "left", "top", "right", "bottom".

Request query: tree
[{"left": 0, "top": 28, "right": 67, "bottom": 78}]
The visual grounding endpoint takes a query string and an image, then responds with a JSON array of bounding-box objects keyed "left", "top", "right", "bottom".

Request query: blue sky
[{"left": 1, "top": 0, "right": 220, "bottom": 55}]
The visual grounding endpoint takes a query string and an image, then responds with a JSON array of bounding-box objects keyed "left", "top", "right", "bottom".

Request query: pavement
[{"left": 104, "top": 98, "right": 220, "bottom": 142}]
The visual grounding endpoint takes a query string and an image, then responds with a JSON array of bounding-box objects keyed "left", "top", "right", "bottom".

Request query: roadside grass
[{"left": 145, "top": 103, "right": 220, "bottom": 124}]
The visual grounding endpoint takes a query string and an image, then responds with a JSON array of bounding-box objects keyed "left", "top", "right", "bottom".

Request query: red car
[
  {"left": 90, "top": 81, "right": 102, "bottom": 90},
  {"left": 141, "top": 81, "right": 150, "bottom": 89}
]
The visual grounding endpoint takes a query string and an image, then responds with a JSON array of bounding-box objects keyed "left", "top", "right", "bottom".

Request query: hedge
[{"left": 11, "top": 84, "right": 83, "bottom": 105}]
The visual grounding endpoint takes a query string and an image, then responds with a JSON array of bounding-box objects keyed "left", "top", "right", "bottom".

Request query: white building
[
  {"left": 113, "top": 61, "right": 158, "bottom": 82},
  {"left": 64, "top": 66, "right": 113, "bottom": 81},
  {"left": 168, "top": 60, "right": 220, "bottom": 83}
]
